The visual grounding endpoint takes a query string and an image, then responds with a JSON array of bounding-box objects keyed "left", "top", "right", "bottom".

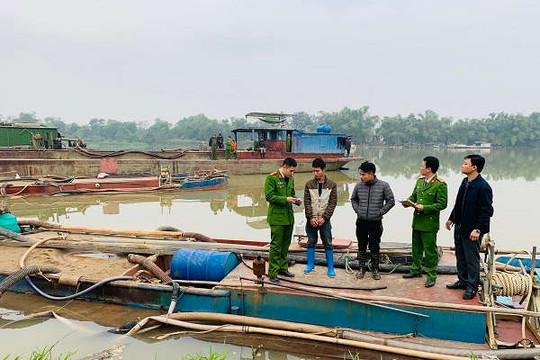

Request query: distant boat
[
  {"left": 0, "top": 172, "right": 227, "bottom": 197},
  {"left": 447, "top": 142, "right": 492, "bottom": 149}
]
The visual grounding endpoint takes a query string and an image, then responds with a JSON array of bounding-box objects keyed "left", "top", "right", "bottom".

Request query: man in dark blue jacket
[{"left": 445, "top": 154, "right": 494, "bottom": 300}]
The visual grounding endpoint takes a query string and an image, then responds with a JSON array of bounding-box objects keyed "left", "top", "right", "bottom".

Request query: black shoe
[
  {"left": 425, "top": 279, "right": 436, "bottom": 288},
  {"left": 372, "top": 270, "right": 381, "bottom": 280},
  {"left": 279, "top": 271, "right": 295, "bottom": 278},
  {"left": 355, "top": 269, "right": 365, "bottom": 279},
  {"left": 446, "top": 281, "right": 467, "bottom": 290},
  {"left": 288, "top": 259, "right": 296, "bottom": 267},
  {"left": 462, "top": 288, "right": 477, "bottom": 300},
  {"left": 269, "top": 277, "right": 280, "bottom": 284},
  {"left": 403, "top": 273, "right": 422, "bottom": 279}
]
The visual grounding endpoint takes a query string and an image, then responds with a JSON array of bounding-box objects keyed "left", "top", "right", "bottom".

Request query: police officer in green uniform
[
  {"left": 265, "top": 157, "right": 302, "bottom": 283},
  {"left": 225, "top": 136, "right": 233, "bottom": 160},
  {"left": 402, "top": 156, "right": 448, "bottom": 288},
  {"left": 209, "top": 134, "right": 218, "bottom": 160}
]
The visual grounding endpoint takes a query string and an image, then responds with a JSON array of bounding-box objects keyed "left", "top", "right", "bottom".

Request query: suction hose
[
  {"left": 128, "top": 315, "right": 468, "bottom": 360},
  {"left": 0, "top": 227, "right": 30, "bottom": 242},
  {"left": 127, "top": 254, "right": 180, "bottom": 314},
  {"left": 24, "top": 274, "right": 133, "bottom": 301},
  {"left": 127, "top": 312, "right": 540, "bottom": 359},
  {"left": 155, "top": 225, "right": 215, "bottom": 243},
  {"left": 18, "top": 236, "right": 133, "bottom": 301},
  {"left": 0, "top": 265, "right": 60, "bottom": 298}
]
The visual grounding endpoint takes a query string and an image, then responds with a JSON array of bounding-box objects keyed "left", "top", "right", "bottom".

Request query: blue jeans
[{"left": 305, "top": 219, "right": 333, "bottom": 250}]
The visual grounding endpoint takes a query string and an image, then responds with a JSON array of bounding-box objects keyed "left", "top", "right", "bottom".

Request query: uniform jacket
[
  {"left": 350, "top": 177, "right": 395, "bottom": 221},
  {"left": 408, "top": 175, "right": 448, "bottom": 232},
  {"left": 304, "top": 176, "right": 337, "bottom": 220},
  {"left": 225, "top": 138, "right": 232, "bottom": 150},
  {"left": 449, "top": 174, "right": 493, "bottom": 237},
  {"left": 265, "top": 169, "right": 296, "bottom": 226}
]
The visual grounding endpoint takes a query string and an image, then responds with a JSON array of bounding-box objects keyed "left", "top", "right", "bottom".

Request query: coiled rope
[
  {"left": 487, "top": 238, "right": 535, "bottom": 344},
  {"left": 491, "top": 272, "right": 533, "bottom": 297},
  {"left": 492, "top": 246, "right": 534, "bottom": 298},
  {"left": 490, "top": 266, "right": 534, "bottom": 341}
]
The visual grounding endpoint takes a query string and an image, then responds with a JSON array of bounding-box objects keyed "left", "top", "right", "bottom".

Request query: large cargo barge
[{"left": 0, "top": 113, "right": 360, "bottom": 177}]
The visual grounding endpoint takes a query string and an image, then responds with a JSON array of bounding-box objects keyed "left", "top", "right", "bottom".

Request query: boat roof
[
  {"left": 239, "top": 112, "right": 347, "bottom": 136},
  {"left": 245, "top": 112, "right": 293, "bottom": 118},
  {"left": 245, "top": 112, "right": 293, "bottom": 124},
  {"left": 232, "top": 127, "right": 296, "bottom": 133},
  {"left": 232, "top": 127, "right": 347, "bottom": 136},
  {"left": 0, "top": 122, "right": 57, "bottom": 130}
]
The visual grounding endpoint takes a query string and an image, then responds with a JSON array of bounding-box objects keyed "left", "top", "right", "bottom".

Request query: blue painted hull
[
  {"left": 495, "top": 256, "right": 540, "bottom": 269},
  {"left": 179, "top": 177, "right": 227, "bottom": 190},
  {"left": 0, "top": 273, "right": 486, "bottom": 344},
  {"left": 227, "top": 289, "right": 486, "bottom": 344}
]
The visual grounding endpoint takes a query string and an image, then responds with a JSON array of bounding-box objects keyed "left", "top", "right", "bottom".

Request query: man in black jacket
[
  {"left": 350, "top": 161, "right": 395, "bottom": 280},
  {"left": 445, "top": 154, "right": 494, "bottom": 300}
]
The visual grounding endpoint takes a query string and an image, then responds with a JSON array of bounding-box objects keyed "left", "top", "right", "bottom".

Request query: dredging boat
[
  {"left": 0, "top": 171, "right": 228, "bottom": 197},
  {"left": 0, "top": 220, "right": 538, "bottom": 359},
  {"left": 0, "top": 113, "right": 361, "bottom": 177}
]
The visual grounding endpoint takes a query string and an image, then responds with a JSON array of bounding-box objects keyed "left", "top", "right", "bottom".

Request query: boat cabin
[
  {"left": 0, "top": 123, "right": 85, "bottom": 149},
  {"left": 233, "top": 112, "right": 348, "bottom": 159},
  {"left": 0, "top": 123, "right": 59, "bottom": 148}
]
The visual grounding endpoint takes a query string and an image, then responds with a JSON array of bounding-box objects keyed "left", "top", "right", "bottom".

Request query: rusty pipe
[{"left": 127, "top": 254, "right": 172, "bottom": 283}]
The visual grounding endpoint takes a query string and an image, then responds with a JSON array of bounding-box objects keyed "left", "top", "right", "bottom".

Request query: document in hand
[{"left": 397, "top": 198, "right": 417, "bottom": 207}]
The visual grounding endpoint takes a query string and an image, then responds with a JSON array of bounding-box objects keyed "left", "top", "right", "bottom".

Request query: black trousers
[
  {"left": 454, "top": 224, "right": 481, "bottom": 290},
  {"left": 356, "top": 219, "right": 383, "bottom": 254}
]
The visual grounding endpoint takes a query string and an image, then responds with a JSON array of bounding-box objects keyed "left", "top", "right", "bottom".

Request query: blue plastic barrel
[
  {"left": 316, "top": 124, "right": 332, "bottom": 133},
  {"left": 170, "top": 249, "right": 239, "bottom": 282}
]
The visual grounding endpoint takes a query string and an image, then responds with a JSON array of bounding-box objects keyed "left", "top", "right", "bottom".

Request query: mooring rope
[
  {"left": 491, "top": 272, "right": 533, "bottom": 297},
  {"left": 487, "top": 237, "right": 535, "bottom": 344},
  {"left": 342, "top": 249, "right": 354, "bottom": 274},
  {"left": 1, "top": 182, "right": 35, "bottom": 197}
]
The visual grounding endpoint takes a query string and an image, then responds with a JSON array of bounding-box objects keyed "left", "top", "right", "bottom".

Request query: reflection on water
[
  {"left": 3, "top": 147, "right": 539, "bottom": 250},
  {"left": 3, "top": 172, "right": 354, "bottom": 231},
  {"left": 355, "top": 146, "right": 540, "bottom": 181}
]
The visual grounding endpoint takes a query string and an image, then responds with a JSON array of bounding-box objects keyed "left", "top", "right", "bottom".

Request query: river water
[{"left": 1, "top": 147, "right": 539, "bottom": 359}]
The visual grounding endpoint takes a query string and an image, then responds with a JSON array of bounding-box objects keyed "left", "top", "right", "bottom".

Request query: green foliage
[
  {"left": 182, "top": 345, "right": 228, "bottom": 360},
  {"left": 11, "top": 112, "right": 40, "bottom": 123},
  {"left": 2, "top": 344, "right": 73, "bottom": 360},
  {"left": 343, "top": 351, "right": 393, "bottom": 360},
  {"left": 6, "top": 108, "right": 540, "bottom": 150},
  {"left": 316, "top": 106, "right": 378, "bottom": 145},
  {"left": 289, "top": 111, "right": 315, "bottom": 131}
]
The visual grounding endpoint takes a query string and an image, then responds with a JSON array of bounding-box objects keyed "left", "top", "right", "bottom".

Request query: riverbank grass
[
  {"left": 182, "top": 345, "right": 228, "bottom": 360},
  {"left": 1, "top": 344, "right": 73, "bottom": 360}
]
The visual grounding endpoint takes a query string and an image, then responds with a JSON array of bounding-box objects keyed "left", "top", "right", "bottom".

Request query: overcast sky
[{"left": 1, "top": 0, "right": 539, "bottom": 124}]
